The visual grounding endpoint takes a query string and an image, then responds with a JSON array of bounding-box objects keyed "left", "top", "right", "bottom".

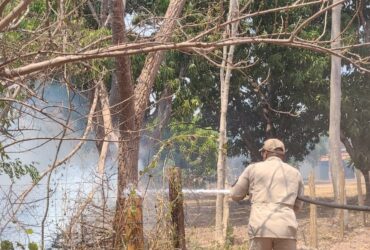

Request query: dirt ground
[{"left": 183, "top": 181, "right": 370, "bottom": 250}]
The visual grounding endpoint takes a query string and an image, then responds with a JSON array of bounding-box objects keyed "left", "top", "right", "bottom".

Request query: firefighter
[{"left": 230, "top": 138, "right": 304, "bottom": 250}]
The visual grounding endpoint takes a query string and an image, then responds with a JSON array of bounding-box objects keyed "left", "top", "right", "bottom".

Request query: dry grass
[
  {"left": 304, "top": 180, "right": 365, "bottom": 198},
  {"left": 56, "top": 181, "right": 368, "bottom": 249}
]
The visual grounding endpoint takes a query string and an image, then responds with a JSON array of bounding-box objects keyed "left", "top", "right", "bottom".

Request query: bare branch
[
  {"left": 0, "top": 0, "right": 33, "bottom": 31},
  {"left": 41, "top": 84, "right": 73, "bottom": 249},
  {"left": 0, "top": 0, "right": 13, "bottom": 17},
  {"left": 290, "top": 0, "right": 345, "bottom": 40},
  {"left": 0, "top": 85, "right": 21, "bottom": 121},
  {"left": 134, "top": 0, "right": 187, "bottom": 127},
  {"left": 7, "top": 5, "right": 29, "bottom": 30},
  {"left": 0, "top": 97, "right": 74, "bottom": 130},
  {"left": 2, "top": 34, "right": 370, "bottom": 80},
  {"left": 64, "top": 76, "right": 115, "bottom": 238},
  {"left": 189, "top": 0, "right": 327, "bottom": 42}
]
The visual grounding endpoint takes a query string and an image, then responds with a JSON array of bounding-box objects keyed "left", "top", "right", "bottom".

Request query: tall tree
[
  {"left": 215, "top": 0, "right": 239, "bottom": 244},
  {"left": 198, "top": 46, "right": 329, "bottom": 163},
  {"left": 109, "top": 0, "right": 186, "bottom": 247},
  {"left": 329, "top": 0, "right": 344, "bottom": 203},
  {"left": 195, "top": 0, "right": 332, "bottom": 163}
]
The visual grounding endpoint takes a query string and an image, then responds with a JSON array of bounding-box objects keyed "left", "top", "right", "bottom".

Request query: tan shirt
[{"left": 230, "top": 156, "right": 304, "bottom": 239}]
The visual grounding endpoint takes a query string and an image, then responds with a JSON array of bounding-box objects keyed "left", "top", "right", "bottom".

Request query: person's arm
[
  {"left": 294, "top": 174, "right": 304, "bottom": 212},
  {"left": 230, "top": 166, "right": 251, "bottom": 201}
]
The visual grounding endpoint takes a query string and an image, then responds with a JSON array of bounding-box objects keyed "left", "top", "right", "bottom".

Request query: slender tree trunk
[
  {"left": 100, "top": 0, "right": 109, "bottom": 25},
  {"left": 110, "top": 0, "right": 140, "bottom": 247},
  {"left": 263, "top": 103, "right": 274, "bottom": 138},
  {"left": 329, "top": 0, "right": 343, "bottom": 203},
  {"left": 148, "top": 87, "right": 173, "bottom": 158},
  {"left": 92, "top": 99, "right": 105, "bottom": 152},
  {"left": 87, "top": 0, "right": 101, "bottom": 27},
  {"left": 361, "top": 170, "right": 370, "bottom": 205},
  {"left": 309, "top": 170, "right": 318, "bottom": 249},
  {"left": 355, "top": 169, "right": 366, "bottom": 225},
  {"left": 363, "top": 3, "right": 370, "bottom": 44},
  {"left": 0, "top": 0, "right": 33, "bottom": 31},
  {"left": 329, "top": 1, "right": 348, "bottom": 226},
  {"left": 147, "top": 64, "right": 185, "bottom": 164},
  {"left": 134, "top": 0, "right": 186, "bottom": 129},
  {"left": 215, "top": 0, "right": 239, "bottom": 244}
]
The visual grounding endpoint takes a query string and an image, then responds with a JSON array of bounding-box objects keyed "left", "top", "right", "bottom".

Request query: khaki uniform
[{"left": 230, "top": 156, "right": 304, "bottom": 250}]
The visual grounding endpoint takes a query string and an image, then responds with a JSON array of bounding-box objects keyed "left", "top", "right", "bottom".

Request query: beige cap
[{"left": 259, "top": 138, "right": 285, "bottom": 153}]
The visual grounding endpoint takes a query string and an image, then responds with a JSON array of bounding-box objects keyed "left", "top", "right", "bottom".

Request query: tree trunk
[
  {"left": 215, "top": 0, "right": 239, "bottom": 244},
  {"left": 110, "top": 0, "right": 140, "bottom": 247},
  {"left": 146, "top": 87, "right": 173, "bottom": 164},
  {"left": 92, "top": 99, "right": 105, "bottom": 152},
  {"left": 134, "top": 0, "right": 186, "bottom": 129},
  {"left": 100, "top": 0, "right": 109, "bottom": 26},
  {"left": 309, "top": 170, "right": 318, "bottom": 249},
  {"left": 329, "top": 0, "right": 343, "bottom": 203},
  {"left": 329, "top": 1, "right": 348, "bottom": 226},
  {"left": 147, "top": 63, "right": 185, "bottom": 166},
  {"left": 355, "top": 169, "right": 366, "bottom": 225},
  {"left": 362, "top": 170, "right": 370, "bottom": 205},
  {"left": 111, "top": 0, "right": 137, "bottom": 186},
  {"left": 0, "top": 0, "right": 33, "bottom": 31},
  {"left": 111, "top": 0, "right": 186, "bottom": 247}
]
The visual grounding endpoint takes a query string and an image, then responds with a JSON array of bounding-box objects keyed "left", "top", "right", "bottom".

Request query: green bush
[{"left": 0, "top": 241, "right": 14, "bottom": 250}]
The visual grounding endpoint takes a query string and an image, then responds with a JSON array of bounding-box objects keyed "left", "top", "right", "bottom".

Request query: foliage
[
  {"left": 0, "top": 88, "right": 40, "bottom": 183},
  {"left": 0, "top": 241, "right": 13, "bottom": 250},
  {"left": 0, "top": 240, "right": 38, "bottom": 250},
  {"left": 141, "top": 0, "right": 333, "bottom": 173},
  {"left": 27, "top": 243, "right": 38, "bottom": 250},
  {"left": 228, "top": 46, "right": 329, "bottom": 162},
  {"left": 149, "top": 1, "right": 333, "bottom": 166},
  {"left": 341, "top": 68, "right": 370, "bottom": 175},
  {"left": 0, "top": 158, "right": 39, "bottom": 183},
  {"left": 155, "top": 119, "right": 218, "bottom": 186},
  {"left": 182, "top": 48, "right": 329, "bottom": 163}
]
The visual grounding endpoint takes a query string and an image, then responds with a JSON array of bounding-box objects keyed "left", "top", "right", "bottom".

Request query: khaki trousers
[{"left": 249, "top": 237, "right": 296, "bottom": 250}]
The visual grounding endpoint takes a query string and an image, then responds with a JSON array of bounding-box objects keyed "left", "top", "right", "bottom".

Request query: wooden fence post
[
  {"left": 339, "top": 168, "right": 345, "bottom": 239},
  {"left": 124, "top": 195, "right": 144, "bottom": 250},
  {"left": 168, "top": 167, "right": 186, "bottom": 250},
  {"left": 222, "top": 181, "right": 230, "bottom": 244},
  {"left": 355, "top": 169, "right": 366, "bottom": 226},
  {"left": 309, "top": 170, "right": 318, "bottom": 249}
]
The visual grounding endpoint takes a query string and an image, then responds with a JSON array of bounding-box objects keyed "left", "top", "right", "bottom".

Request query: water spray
[{"left": 182, "top": 189, "right": 230, "bottom": 195}]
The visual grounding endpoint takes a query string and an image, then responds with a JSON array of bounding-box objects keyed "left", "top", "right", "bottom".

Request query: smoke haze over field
[{"left": 0, "top": 84, "right": 102, "bottom": 247}]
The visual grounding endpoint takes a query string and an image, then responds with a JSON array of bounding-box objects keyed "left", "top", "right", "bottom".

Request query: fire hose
[{"left": 297, "top": 195, "right": 370, "bottom": 212}]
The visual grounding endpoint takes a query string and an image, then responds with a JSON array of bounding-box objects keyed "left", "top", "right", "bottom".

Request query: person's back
[
  {"left": 230, "top": 139, "right": 304, "bottom": 250},
  {"left": 246, "top": 157, "right": 302, "bottom": 238}
]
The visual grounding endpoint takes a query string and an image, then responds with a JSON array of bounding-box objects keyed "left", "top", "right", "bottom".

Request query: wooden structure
[
  {"left": 309, "top": 171, "right": 318, "bottom": 249},
  {"left": 355, "top": 170, "right": 366, "bottom": 226},
  {"left": 118, "top": 194, "right": 144, "bottom": 250},
  {"left": 168, "top": 167, "right": 186, "bottom": 250}
]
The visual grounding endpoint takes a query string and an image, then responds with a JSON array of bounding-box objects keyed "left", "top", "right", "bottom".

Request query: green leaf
[{"left": 28, "top": 242, "right": 38, "bottom": 250}]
